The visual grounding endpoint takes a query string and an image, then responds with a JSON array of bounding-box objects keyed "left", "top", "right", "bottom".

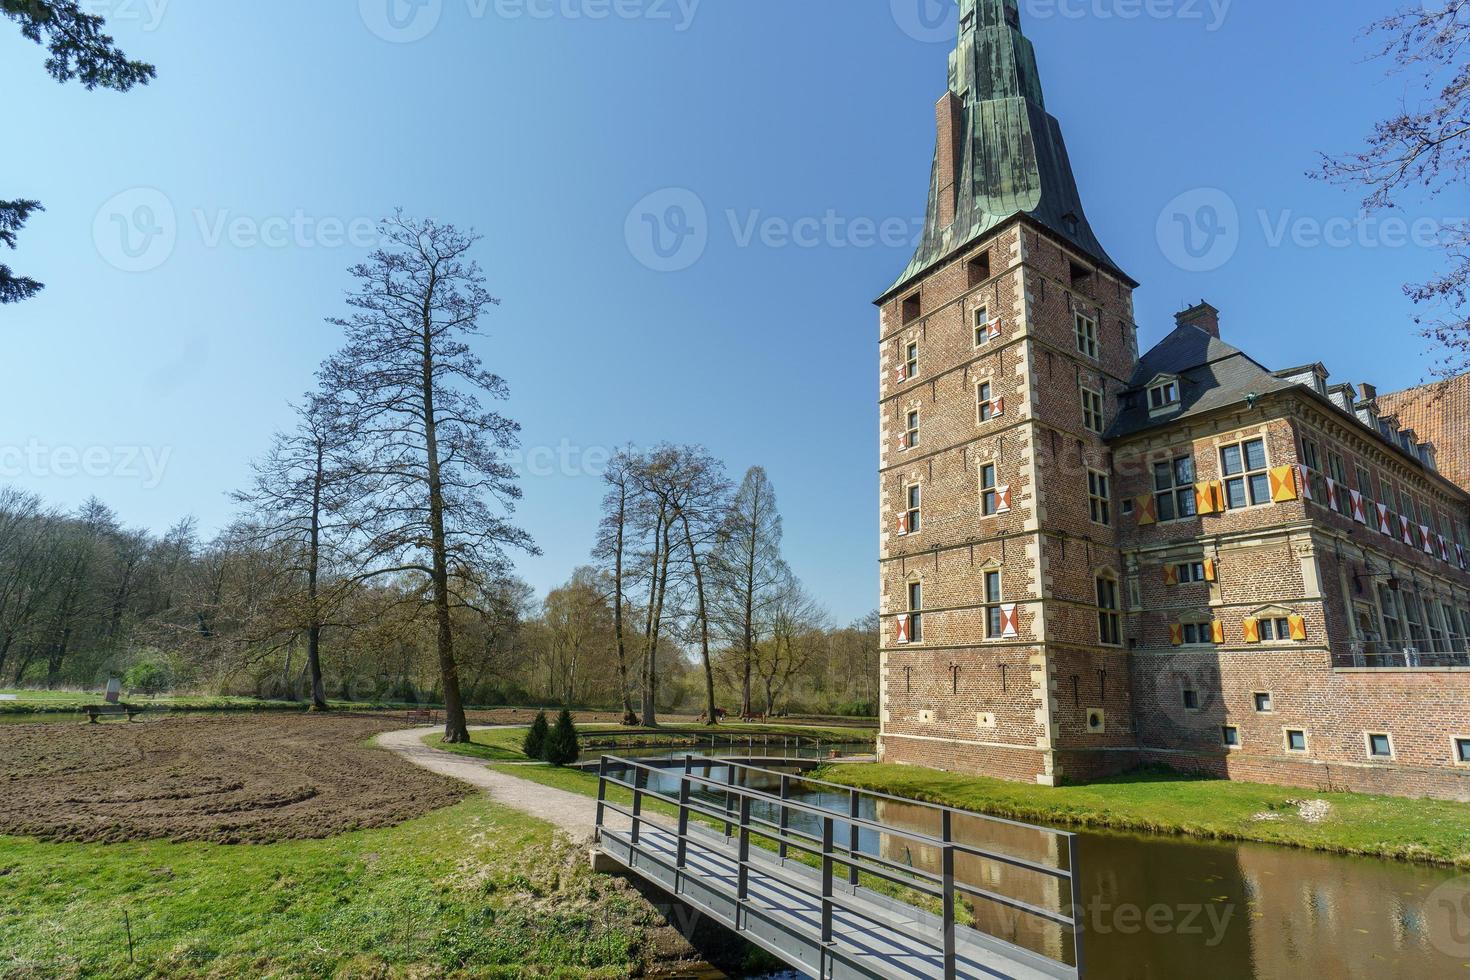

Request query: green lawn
[
  {"left": 433, "top": 722, "right": 875, "bottom": 764},
  {"left": 0, "top": 796, "right": 657, "bottom": 978},
  {"left": 817, "top": 764, "right": 1470, "bottom": 868}
]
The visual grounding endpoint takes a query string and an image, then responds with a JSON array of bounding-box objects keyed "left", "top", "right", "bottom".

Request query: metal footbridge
[{"left": 594, "top": 756, "right": 1084, "bottom": 980}]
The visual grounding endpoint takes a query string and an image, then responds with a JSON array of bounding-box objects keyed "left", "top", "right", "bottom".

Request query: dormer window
[{"left": 1149, "top": 380, "right": 1180, "bottom": 410}]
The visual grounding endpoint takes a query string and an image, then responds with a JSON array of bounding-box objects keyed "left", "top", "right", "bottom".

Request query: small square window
[
  {"left": 1254, "top": 692, "right": 1273, "bottom": 713},
  {"left": 1368, "top": 733, "right": 1393, "bottom": 759},
  {"left": 1182, "top": 689, "right": 1200, "bottom": 711},
  {"left": 1456, "top": 738, "right": 1470, "bottom": 764},
  {"left": 1222, "top": 726, "right": 1240, "bottom": 748},
  {"left": 1286, "top": 729, "right": 1308, "bottom": 753},
  {"left": 902, "top": 293, "right": 921, "bottom": 324}
]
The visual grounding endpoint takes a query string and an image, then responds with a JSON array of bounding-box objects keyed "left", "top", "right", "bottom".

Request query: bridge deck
[{"left": 594, "top": 757, "right": 1081, "bottom": 980}]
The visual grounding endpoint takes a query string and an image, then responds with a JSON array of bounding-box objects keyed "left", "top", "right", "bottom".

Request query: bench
[
  {"left": 406, "top": 709, "right": 441, "bottom": 725},
  {"left": 82, "top": 704, "right": 143, "bottom": 723}
]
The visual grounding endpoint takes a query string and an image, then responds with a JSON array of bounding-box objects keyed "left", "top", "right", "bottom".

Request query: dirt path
[{"left": 376, "top": 726, "right": 600, "bottom": 841}]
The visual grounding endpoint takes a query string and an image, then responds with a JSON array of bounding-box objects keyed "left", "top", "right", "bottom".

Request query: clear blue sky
[{"left": 1, "top": 0, "right": 1452, "bottom": 624}]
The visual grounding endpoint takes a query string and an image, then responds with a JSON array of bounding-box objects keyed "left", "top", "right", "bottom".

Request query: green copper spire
[{"left": 882, "top": 0, "right": 1132, "bottom": 299}]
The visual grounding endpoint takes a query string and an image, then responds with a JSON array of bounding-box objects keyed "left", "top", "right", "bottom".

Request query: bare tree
[
  {"left": 233, "top": 394, "right": 362, "bottom": 709},
  {"left": 1316, "top": 4, "right": 1470, "bottom": 371},
  {"left": 593, "top": 448, "right": 641, "bottom": 724},
  {"left": 321, "top": 212, "right": 537, "bottom": 742},
  {"left": 758, "top": 573, "right": 826, "bottom": 716},
  {"left": 709, "top": 466, "right": 788, "bottom": 717}
]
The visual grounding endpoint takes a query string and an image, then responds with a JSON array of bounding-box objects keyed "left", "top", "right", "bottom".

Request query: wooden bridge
[{"left": 594, "top": 756, "right": 1084, "bottom": 980}]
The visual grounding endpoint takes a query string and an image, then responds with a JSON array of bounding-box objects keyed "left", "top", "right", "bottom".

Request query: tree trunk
[
  {"left": 422, "top": 307, "right": 470, "bottom": 743},
  {"left": 678, "top": 508, "right": 719, "bottom": 726},
  {"left": 641, "top": 511, "right": 670, "bottom": 727},
  {"left": 611, "top": 482, "right": 638, "bottom": 726},
  {"left": 306, "top": 443, "right": 329, "bottom": 711}
]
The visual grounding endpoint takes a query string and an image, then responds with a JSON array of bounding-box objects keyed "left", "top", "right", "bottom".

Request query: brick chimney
[
  {"left": 1176, "top": 301, "right": 1220, "bottom": 339},
  {"left": 934, "top": 91, "right": 964, "bottom": 228},
  {"left": 1358, "top": 382, "right": 1378, "bottom": 403}
]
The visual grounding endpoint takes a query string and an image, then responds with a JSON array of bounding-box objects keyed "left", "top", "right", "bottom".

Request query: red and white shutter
[
  {"left": 1325, "top": 479, "right": 1339, "bottom": 511},
  {"left": 1421, "top": 525, "right": 1435, "bottom": 556},
  {"left": 1402, "top": 516, "right": 1416, "bottom": 547},
  {"left": 991, "top": 396, "right": 1006, "bottom": 418},
  {"left": 894, "top": 364, "right": 907, "bottom": 383},
  {"left": 996, "top": 485, "right": 1013, "bottom": 514},
  {"left": 1000, "top": 604, "right": 1019, "bottom": 638},
  {"left": 1349, "top": 490, "right": 1366, "bottom": 524},
  {"left": 895, "top": 614, "right": 910, "bottom": 645},
  {"left": 897, "top": 432, "right": 909, "bottom": 452},
  {"left": 988, "top": 319, "right": 1002, "bottom": 342},
  {"left": 1376, "top": 503, "right": 1393, "bottom": 536},
  {"left": 896, "top": 512, "right": 909, "bottom": 536},
  {"left": 1459, "top": 543, "right": 1468, "bottom": 571},
  {"left": 1296, "top": 465, "right": 1315, "bottom": 502},
  {"left": 1439, "top": 535, "right": 1452, "bottom": 563}
]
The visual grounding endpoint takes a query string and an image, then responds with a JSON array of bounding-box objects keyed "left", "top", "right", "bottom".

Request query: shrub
[
  {"left": 522, "top": 711, "right": 550, "bottom": 760},
  {"left": 123, "top": 656, "right": 174, "bottom": 695},
  {"left": 543, "top": 708, "right": 580, "bottom": 767}
]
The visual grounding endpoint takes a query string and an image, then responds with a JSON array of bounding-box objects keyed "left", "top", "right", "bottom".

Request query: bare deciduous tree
[
  {"left": 710, "top": 466, "right": 788, "bottom": 717},
  {"left": 321, "top": 212, "right": 537, "bottom": 742},
  {"left": 1316, "top": 3, "right": 1470, "bottom": 371}
]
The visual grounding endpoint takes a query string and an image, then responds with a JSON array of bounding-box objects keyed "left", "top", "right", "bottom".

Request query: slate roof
[
  {"left": 1106, "top": 325, "right": 1297, "bottom": 440},
  {"left": 879, "top": 0, "right": 1132, "bottom": 303}
]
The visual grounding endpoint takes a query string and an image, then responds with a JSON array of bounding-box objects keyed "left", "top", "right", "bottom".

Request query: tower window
[
  {"left": 1096, "top": 576, "right": 1121, "bottom": 646},
  {"left": 1223, "top": 726, "right": 1241, "bottom": 748},
  {"left": 1154, "top": 456, "right": 1196, "bottom": 522},
  {"left": 1456, "top": 738, "right": 1470, "bottom": 763},
  {"left": 1081, "top": 387, "right": 1104, "bottom": 434},
  {"left": 1182, "top": 689, "right": 1200, "bottom": 711},
  {"left": 905, "top": 484, "right": 922, "bottom": 534},
  {"left": 1088, "top": 470, "right": 1111, "bottom": 526},
  {"left": 968, "top": 252, "right": 991, "bottom": 286},
  {"left": 1285, "top": 729, "right": 1308, "bottom": 753},
  {"left": 1069, "top": 258, "right": 1090, "bottom": 287},
  {"left": 1075, "top": 313, "right": 1098, "bottom": 359},
  {"left": 904, "top": 411, "right": 920, "bottom": 450},
  {"left": 902, "top": 293, "right": 921, "bottom": 324},
  {"left": 984, "top": 571, "right": 1003, "bottom": 638},
  {"left": 977, "top": 381, "right": 994, "bottom": 422},
  {"left": 907, "top": 581, "right": 924, "bottom": 644},
  {"left": 1254, "top": 692, "right": 1274, "bottom": 713},
  {"left": 974, "top": 306, "right": 992, "bottom": 346},
  {"left": 905, "top": 342, "right": 918, "bottom": 380},
  {"left": 980, "top": 464, "right": 998, "bottom": 516}
]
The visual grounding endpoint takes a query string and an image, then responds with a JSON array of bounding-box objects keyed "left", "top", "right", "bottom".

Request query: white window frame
[
  {"left": 1075, "top": 312, "right": 1098, "bottom": 359},
  {"left": 973, "top": 305, "right": 992, "bottom": 347},
  {"left": 904, "top": 484, "right": 921, "bottom": 535},
  {"left": 1087, "top": 469, "right": 1111, "bottom": 526},
  {"left": 1148, "top": 380, "right": 1179, "bottom": 410},
  {"left": 904, "top": 410, "right": 920, "bottom": 450},
  {"left": 905, "top": 341, "right": 918, "bottom": 380},
  {"left": 977, "top": 381, "right": 994, "bottom": 423},
  {"left": 1220, "top": 437, "right": 1271, "bottom": 510},
  {"left": 1081, "top": 387, "right": 1104, "bottom": 434}
]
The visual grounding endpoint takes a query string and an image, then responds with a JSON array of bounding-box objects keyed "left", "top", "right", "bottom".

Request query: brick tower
[{"left": 877, "top": 0, "right": 1142, "bottom": 785}]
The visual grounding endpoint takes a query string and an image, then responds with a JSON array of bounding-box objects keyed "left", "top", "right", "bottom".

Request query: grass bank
[
  {"left": 0, "top": 796, "right": 663, "bottom": 978},
  {"left": 816, "top": 764, "right": 1470, "bottom": 869},
  {"left": 433, "top": 722, "right": 876, "bottom": 764}
]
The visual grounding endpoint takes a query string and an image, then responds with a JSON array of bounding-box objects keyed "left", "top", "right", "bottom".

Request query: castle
[{"left": 877, "top": 0, "right": 1470, "bottom": 802}]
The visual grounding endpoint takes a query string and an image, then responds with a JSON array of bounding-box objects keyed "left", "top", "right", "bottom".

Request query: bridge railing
[{"left": 594, "top": 754, "right": 1082, "bottom": 979}]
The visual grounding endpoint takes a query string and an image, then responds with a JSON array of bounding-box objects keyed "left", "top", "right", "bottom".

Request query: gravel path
[{"left": 376, "top": 726, "right": 600, "bottom": 841}]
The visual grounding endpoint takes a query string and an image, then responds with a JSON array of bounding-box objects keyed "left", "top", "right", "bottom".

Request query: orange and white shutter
[
  {"left": 1242, "top": 618, "right": 1261, "bottom": 643},
  {"left": 1288, "top": 615, "right": 1308, "bottom": 642},
  {"left": 1169, "top": 623, "right": 1184, "bottom": 647},
  {"left": 895, "top": 614, "right": 911, "bottom": 645},
  {"left": 990, "top": 396, "right": 1006, "bottom": 418},
  {"left": 996, "top": 486, "right": 1013, "bottom": 514}
]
